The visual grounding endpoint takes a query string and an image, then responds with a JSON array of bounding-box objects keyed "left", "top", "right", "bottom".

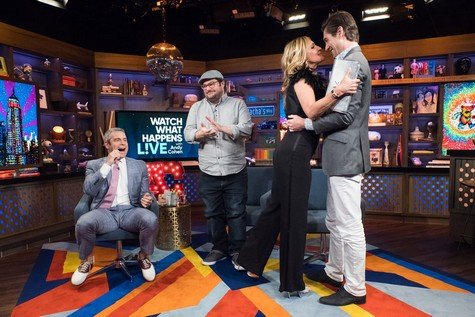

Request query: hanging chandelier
[{"left": 146, "top": 1, "right": 184, "bottom": 82}]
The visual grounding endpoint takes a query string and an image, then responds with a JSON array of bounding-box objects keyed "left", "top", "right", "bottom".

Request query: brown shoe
[{"left": 138, "top": 254, "right": 156, "bottom": 282}]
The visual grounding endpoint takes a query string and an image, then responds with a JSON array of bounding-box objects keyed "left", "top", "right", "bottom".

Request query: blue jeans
[{"left": 199, "top": 168, "right": 247, "bottom": 254}]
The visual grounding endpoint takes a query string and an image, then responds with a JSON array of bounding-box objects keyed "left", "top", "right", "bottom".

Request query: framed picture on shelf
[
  {"left": 370, "top": 104, "right": 393, "bottom": 114},
  {"left": 38, "top": 88, "right": 48, "bottom": 109},
  {"left": 370, "top": 148, "right": 383, "bottom": 166},
  {"left": 374, "top": 89, "right": 387, "bottom": 99},
  {"left": 0, "top": 57, "right": 8, "bottom": 77},
  {"left": 412, "top": 85, "right": 438, "bottom": 114}
]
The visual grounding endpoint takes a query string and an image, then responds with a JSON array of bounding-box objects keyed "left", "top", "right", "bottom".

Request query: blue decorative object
[
  {"left": 256, "top": 120, "right": 278, "bottom": 130},
  {"left": 246, "top": 95, "right": 258, "bottom": 103},
  {"left": 248, "top": 105, "right": 275, "bottom": 117}
]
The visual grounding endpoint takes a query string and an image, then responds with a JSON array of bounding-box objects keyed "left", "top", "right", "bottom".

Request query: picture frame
[
  {"left": 370, "top": 148, "right": 383, "bottom": 167},
  {"left": 412, "top": 85, "right": 438, "bottom": 114},
  {"left": 0, "top": 57, "right": 8, "bottom": 77},
  {"left": 38, "top": 88, "right": 48, "bottom": 109},
  {"left": 369, "top": 104, "right": 393, "bottom": 114}
]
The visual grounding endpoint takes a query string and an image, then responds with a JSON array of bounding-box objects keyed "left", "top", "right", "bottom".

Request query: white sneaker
[
  {"left": 71, "top": 261, "right": 93, "bottom": 285},
  {"left": 231, "top": 253, "right": 246, "bottom": 271},
  {"left": 138, "top": 257, "right": 156, "bottom": 282}
]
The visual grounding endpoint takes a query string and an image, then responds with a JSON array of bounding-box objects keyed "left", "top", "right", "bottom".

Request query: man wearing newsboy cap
[{"left": 184, "top": 70, "right": 253, "bottom": 268}]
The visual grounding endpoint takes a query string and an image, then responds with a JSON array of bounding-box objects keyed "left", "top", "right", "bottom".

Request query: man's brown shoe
[{"left": 71, "top": 261, "right": 93, "bottom": 285}]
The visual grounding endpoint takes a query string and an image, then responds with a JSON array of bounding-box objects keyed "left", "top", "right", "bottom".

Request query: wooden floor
[{"left": 1, "top": 219, "right": 474, "bottom": 316}]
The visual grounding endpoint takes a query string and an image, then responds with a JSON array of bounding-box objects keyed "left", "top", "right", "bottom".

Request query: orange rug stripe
[
  {"left": 131, "top": 263, "right": 222, "bottom": 316},
  {"left": 95, "top": 257, "right": 189, "bottom": 317},
  {"left": 47, "top": 250, "right": 71, "bottom": 281},
  {"left": 107, "top": 259, "right": 195, "bottom": 317},
  {"left": 241, "top": 286, "right": 291, "bottom": 317},
  {"left": 366, "top": 253, "right": 468, "bottom": 293},
  {"left": 361, "top": 284, "right": 431, "bottom": 317},
  {"left": 11, "top": 275, "right": 109, "bottom": 317},
  {"left": 207, "top": 290, "right": 259, "bottom": 317}
]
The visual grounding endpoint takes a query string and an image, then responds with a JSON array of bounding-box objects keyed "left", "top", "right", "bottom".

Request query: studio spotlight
[
  {"left": 361, "top": 6, "right": 390, "bottom": 21},
  {"left": 283, "top": 12, "right": 308, "bottom": 30},
  {"left": 36, "top": 0, "right": 68, "bottom": 9},
  {"left": 266, "top": 3, "right": 284, "bottom": 22}
]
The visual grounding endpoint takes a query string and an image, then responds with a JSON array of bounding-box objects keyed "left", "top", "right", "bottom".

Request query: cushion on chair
[
  {"left": 308, "top": 169, "right": 328, "bottom": 210},
  {"left": 246, "top": 167, "right": 274, "bottom": 205},
  {"left": 74, "top": 193, "right": 159, "bottom": 241}
]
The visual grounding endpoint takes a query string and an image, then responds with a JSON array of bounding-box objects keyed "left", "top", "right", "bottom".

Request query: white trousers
[{"left": 324, "top": 174, "right": 366, "bottom": 296}]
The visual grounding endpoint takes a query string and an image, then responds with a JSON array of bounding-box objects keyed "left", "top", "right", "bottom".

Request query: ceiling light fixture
[
  {"left": 199, "top": 24, "right": 220, "bottom": 35},
  {"left": 283, "top": 11, "right": 308, "bottom": 30},
  {"left": 232, "top": 9, "right": 256, "bottom": 20},
  {"left": 361, "top": 6, "right": 390, "bottom": 21},
  {"left": 36, "top": 0, "right": 68, "bottom": 9},
  {"left": 146, "top": 1, "right": 184, "bottom": 82},
  {"left": 288, "top": 13, "right": 306, "bottom": 22}
]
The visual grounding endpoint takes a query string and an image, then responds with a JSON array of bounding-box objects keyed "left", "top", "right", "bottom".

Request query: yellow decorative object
[{"left": 51, "top": 125, "right": 66, "bottom": 143}]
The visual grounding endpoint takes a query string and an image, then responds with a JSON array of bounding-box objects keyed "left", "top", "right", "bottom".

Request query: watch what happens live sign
[{"left": 116, "top": 111, "right": 198, "bottom": 161}]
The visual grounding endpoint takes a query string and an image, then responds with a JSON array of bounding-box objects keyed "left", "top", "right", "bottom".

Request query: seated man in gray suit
[{"left": 71, "top": 127, "right": 158, "bottom": 286}]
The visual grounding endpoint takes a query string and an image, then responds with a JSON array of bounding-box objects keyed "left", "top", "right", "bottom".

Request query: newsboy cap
[{"left": 198, "top": 70, "right": 224, "bottom": 85}]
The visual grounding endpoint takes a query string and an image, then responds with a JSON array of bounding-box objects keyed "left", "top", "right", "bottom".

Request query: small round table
[{"left": 156, "top": 204, "right": 191, "bottom": 250}]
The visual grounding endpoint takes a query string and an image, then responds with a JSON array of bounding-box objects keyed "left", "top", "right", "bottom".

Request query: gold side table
[{"left": 156, "top": 204, "right": 191, "bottom": 250}]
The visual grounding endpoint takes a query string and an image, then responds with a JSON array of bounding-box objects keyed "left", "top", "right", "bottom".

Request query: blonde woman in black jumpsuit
[{"left": 237, "top": 36, "right": 359, "bottom": 294}]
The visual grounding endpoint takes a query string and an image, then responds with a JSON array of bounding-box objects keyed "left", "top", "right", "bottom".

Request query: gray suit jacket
[
  {"left": 83, "top": 157, "right": 151, "bottom": 210},
  {"left": 312, "top": 46, "right": 371, "bottom": 176}
]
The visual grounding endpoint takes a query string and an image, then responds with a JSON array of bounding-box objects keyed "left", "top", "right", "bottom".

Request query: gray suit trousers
[{"left": 75, "top": 204, "right": 158, "bottom": 259}]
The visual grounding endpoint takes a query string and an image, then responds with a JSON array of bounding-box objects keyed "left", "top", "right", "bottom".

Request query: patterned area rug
[{"left": 12, "top": 232, "right": 475, "bottom": 317}]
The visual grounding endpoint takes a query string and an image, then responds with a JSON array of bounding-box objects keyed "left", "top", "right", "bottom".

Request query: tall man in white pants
[{"left": 287, "top": 10, "right": 371, "bottom": 306}]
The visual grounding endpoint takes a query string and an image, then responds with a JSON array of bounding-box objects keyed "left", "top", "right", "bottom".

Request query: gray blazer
[
  {"left": 83, "top": 157, "right": 151, "bottom": 210},
  {"left": 312, "top": 46, "right": 371, "bottom": 176}
]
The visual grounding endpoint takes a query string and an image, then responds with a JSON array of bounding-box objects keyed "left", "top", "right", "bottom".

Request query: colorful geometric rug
[{"left": 11, "top": 232, "right": 475, "bottom": 317}]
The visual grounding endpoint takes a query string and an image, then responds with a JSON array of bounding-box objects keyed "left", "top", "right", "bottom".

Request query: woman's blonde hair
[{"left": 281, "top": 36, "right": 311, "bottom": 92}]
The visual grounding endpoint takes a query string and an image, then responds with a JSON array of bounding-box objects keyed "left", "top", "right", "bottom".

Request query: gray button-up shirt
[{"left": 184, "top": 94, "right": 253, "bottom": 176}]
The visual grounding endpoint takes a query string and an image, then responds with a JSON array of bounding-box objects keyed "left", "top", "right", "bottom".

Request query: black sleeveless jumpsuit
[{"left": 237, "top": 68, "right": 325, "bottom": 292}]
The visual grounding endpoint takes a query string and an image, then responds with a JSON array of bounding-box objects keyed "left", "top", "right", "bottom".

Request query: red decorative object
[{"left": 146, "top": 161, "right": 185, "bottom": 196}]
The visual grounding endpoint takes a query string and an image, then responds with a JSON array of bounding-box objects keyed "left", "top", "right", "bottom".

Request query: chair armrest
[{"left": 74, "top": 194, "right": 93, "bottom": 223}]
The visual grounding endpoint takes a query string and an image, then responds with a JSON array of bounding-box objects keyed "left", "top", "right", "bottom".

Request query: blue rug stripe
[
  {"left": 196, "top": 250, "right": 269, "bottom": 290},
  {"left": 369, "top": 249, "right": 475, "bottom": 293},
  {"left": 17, "top": 249, "right": 69, "bottom": 304},
  {"left": 366, "top": 270, "right": 427, "bottom": 288},
  {"left": 69, "top": 251, "right": 183, "bottom": 317}
]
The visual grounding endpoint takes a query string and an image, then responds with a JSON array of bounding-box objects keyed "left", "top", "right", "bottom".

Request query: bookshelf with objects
[
  {"left": 10, "top": 48, "right": 97, "bottom": 174},
  {"left": 0, "top": 23, "right": 98, "bottom": 253},
  {"left": 224, "top": 71, "right": 283, "bottom": 165}
]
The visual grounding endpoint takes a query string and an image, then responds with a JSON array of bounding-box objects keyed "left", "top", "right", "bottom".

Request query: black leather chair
[{"left": 74, "top": 194, "right": 159, "bottom": 281}]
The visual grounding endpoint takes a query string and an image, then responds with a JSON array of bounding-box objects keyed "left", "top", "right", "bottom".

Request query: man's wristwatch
[{"left": 331, "top": 89, "right": 340, "bottom": 99}]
